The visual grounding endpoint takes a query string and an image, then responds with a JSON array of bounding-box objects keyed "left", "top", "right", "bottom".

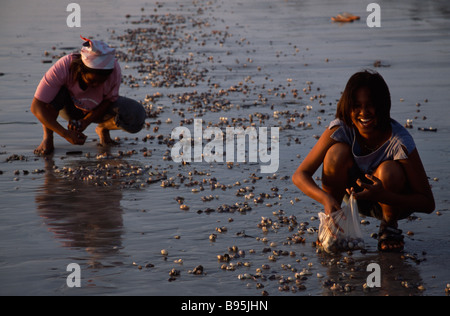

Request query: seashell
[
  {"left": 299, "top": 269, "right": 312, "bottom": 276},
  {"left": 161, "top": 249, "right": 168, "bottom": 256},
  {"left": 330, "top": 283, "right": 341, "bottom": 291},
  {"left": 192, "top": 265, "right": 204, "bottom": 275},
  {"left": 226, "top": 264, "right": 236, "bottom": 271},
  {"left": 216, "top": 226, "right": 227, "bottom": 233},
  {"left": 217, "top": 254, "right": 230, "bottom": 262}
]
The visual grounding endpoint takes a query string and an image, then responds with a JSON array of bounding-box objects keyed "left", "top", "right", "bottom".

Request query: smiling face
[
  {"left": 351, "top": 87, "right": 378, "bottom": 134},
  {"left": 336, "top": 71, "right": 392, "bottom": 133}
]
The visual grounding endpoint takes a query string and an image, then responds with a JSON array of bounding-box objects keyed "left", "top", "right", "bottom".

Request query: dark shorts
[{"left": 50, "top": 87, "right": 146, "bottom": 134}]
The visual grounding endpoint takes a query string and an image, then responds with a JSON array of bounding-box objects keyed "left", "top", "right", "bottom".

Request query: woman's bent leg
[
  {"left": 373, "top": 160, "right": 410, "bottom": 224},
  {"left": 322, "top": 143, "right": 354, "bottom": 204},
  {"left": 95, "top": 96, "right": 146, "bottom": 146},
  {"left": 32, "top": 99, "right": 59, "bottom": 155},
  {"left": 95, "top": 117, "right": 120, "bottom": 146},
  {"left": 35, "top": 124, "right": 55, "bottom": 156},
  {"left": 373, "top": 160, "right": 410, "bottom": 251}
]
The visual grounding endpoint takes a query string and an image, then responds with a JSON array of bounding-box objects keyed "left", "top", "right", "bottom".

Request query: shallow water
[{"left": 1, "top": 0, "right": 449, "bottom": 296}]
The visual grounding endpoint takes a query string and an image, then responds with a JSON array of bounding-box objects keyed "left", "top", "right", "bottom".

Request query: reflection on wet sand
[
  {"left": 35, "top": 157, "right": 124, "bottom": 268},
  {"left": 318, "top": 251, "right": 425, "bottom": 296}
]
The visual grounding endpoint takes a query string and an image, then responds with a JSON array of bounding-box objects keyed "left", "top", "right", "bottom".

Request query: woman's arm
[
  {"left": 31, "top": 97, "right": 86, "bottom": 145},
  {"left": 70, "top": 99, "right": 112, "bottom": 132},
  {"left": 292, "top": 127, "right": 340, "bottom": 214}
]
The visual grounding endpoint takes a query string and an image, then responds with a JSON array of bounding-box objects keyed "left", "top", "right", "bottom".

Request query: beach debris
[
  {"left": 66, "top": 151, "right": 83, "bottom": 155},
  {"left": 190, "top": 265, "right": 204, "bottom": 275},
  {"left": 331, "top": 12, "right": 360, "bottom": 23},
  {"left": 180, "top": 204, "right": 190, "bottom": 211},
  {"left": 216, "top": 226, "right": 227, "bottom": 233},
  {"left": 373, "top": 60, "right": 390, "bottom": 67},
  {"left": 169, "top": 268, "right": 180, "bottom": 278},
  {"left": 175, "top": 196, "right": 185, "bottom": 204},
  {"left": 217, "top": 254, "right": 230, "bottom": 262},
  {"left": 6, "top": 154, "right": 27, "bottom": 162},
  {"left": 174, "top": 258, "right": 183, "bottom": 264},
  {"left": 404, "top": 119, "right": 414, "bottom": 129},
  {"left": 418, "top": 127, "right": 437, "bottom": 132},
  {"left": 209, "top": 233, "right": 217, "bottom": 241}
]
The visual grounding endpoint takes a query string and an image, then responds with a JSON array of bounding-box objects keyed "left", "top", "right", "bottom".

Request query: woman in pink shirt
[{"left": 31, "top": 37, "right": 145, "bottom": 155}]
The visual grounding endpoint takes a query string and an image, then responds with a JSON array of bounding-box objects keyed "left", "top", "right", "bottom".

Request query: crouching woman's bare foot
[
  {"left": 96, "top": 125, "right": 119, "bottom": 147},
  {"left": 34, "top": 137, "right": 55, "bottom": 156}
]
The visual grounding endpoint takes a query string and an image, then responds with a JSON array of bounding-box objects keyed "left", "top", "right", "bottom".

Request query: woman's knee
[
  {"left": 374, "top": 160, "right": 406, "bottom": 192},
  {"left": 323, "top": 143, "right": 353, "bottom": 175}
]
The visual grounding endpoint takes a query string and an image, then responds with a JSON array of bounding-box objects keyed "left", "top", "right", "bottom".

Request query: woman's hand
[
  {"left": 64, "top": 129, "right": 87, "bottom": 145},
  {"left": 352, "top": 174, "right": 385, "bottom": 201},
  {"left": 323, "top": 194, "right": 342, "bottom": 215}
]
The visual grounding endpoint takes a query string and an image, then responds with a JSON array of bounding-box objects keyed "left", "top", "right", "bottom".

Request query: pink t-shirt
[{"left": 34, "top": 53, "right": 121, "bottom": 112}]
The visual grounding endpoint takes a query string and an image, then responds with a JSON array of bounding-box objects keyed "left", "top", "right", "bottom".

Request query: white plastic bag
[{"left": 318, "top": 194, "right": 365, "bottom": 253}]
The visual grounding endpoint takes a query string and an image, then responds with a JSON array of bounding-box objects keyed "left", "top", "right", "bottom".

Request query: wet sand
[{"left": 0, "top": 0, "right": 449, "bottom": 296}]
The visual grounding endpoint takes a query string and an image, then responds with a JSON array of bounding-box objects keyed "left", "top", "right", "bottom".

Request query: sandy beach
[{"left": 0, "top": 0, "right": 449, "bottom": 296}]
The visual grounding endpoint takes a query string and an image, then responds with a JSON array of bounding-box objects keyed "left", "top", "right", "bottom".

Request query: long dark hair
[
  {"left": 336, "top": 70, "right": 391, "bottom": 130},
  {"left": 69, "top": 53, "right": 114, "bottom": 83}
]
